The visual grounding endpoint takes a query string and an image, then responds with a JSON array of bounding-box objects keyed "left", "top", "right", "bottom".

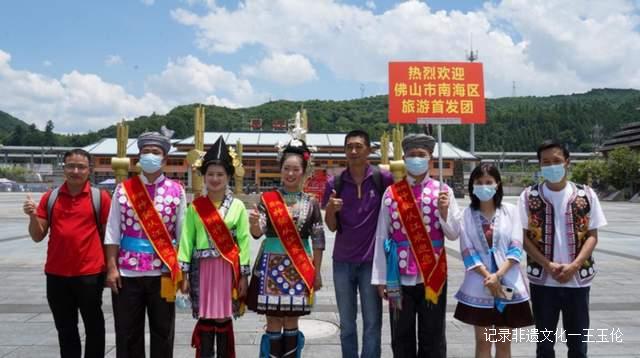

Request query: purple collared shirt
[{"left": 322, "top": 165, "right": 394, "bottom": 263}]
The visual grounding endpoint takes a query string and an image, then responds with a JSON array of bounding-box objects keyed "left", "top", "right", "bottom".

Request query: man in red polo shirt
[{"left": 23, "top": 148, "right": 111, "bottom": 358}]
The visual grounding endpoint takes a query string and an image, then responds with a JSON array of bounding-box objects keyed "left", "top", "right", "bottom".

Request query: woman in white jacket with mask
[{"left": 454, "top": 164, "right": 533, "bottom": 358}]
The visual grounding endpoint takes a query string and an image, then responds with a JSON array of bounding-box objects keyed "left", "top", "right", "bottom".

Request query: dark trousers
[
  {"left": 112, "top": 276, "right": 175, "bottom": 358},
  {"left": 46, "top": 273, "right": 105, "bottom": 358},
  {"left": 530, "top": 284, "right": 590, "bottom": 358},
  {"left": 389, "top": 283, "right": 447, "bottom": 358}
]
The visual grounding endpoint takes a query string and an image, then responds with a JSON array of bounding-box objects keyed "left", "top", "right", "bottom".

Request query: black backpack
[{"left": 333, "top": 165, "right": 385, "bottom": 233}]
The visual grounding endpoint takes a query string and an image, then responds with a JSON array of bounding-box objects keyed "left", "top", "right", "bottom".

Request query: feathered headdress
[{"left": 275, "top": 111, "right": 316, "bottom": 163}]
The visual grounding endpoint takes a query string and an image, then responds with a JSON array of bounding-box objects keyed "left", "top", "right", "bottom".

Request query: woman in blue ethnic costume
[
  {"left": 178, "top": 136, "right": 251, "bottom": 358},
  {"left": 246, "top": 139, "right": 325, "bottom": 358},
  {"left": 453, "top": 164, "right": 533, "bottom": 358}
]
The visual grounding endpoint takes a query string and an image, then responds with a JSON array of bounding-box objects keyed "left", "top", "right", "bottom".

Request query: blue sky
[{"left": 1, "top": 0, "right": 639, "bottom": 133}]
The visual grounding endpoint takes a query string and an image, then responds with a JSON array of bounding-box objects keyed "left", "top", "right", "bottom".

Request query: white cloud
[
  {"left": 105, "top": 55, "right": 123, "bottom": 66},
  {"left": 0, "top": 49, "right": 259, "bottom": 133},
  {"left": 42, "top": 60, "right": 53, "bottom": 67},
  {"left": 181, "top": 0, "right": 216, "bottom": 8},
  {"left": 484, "top": 0, "right": 640, "bottom": 88},
  {"left": 172, "top": 0, "right": 640, "bottom": 97},
  {"left": 365, "top": 1, "right": 376, "bottom": 10},
  {"left": 146, "top": 55, "right": 260, "bottom": 107},
  {"left": 242, "top": 52, "right": 317, "bottom": 86},
  {"left": 0, "top": 50, "right": 166, "bottom": 133},
  {"left": 141, "top": 0, "right": 155, "bottom": 6}
]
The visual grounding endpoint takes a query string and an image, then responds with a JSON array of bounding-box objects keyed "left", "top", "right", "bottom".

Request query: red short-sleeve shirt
[{"left": 36, "top": 181, "right": 111, "bottom": 276}]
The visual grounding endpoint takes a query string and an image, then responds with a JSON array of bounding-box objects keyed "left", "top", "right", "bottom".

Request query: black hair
[
  {"left": 537, "top": 140, "right": 570, "bottom": 162},
  {"left": 199, "top": 159, "right": 234, "bottom": 177},
  {"left": 469, "top": 163, "right": 503, "bottom": 210},
  {"left": 279, "top": 139, "right": 310, "bottom": 172},
  {"left": 344, "top": 129, "right": 371, "bottom": 147},
  {"left": 63, "top": 148, "right": 91, "bottom": 164},
  {"left": 280, "top": 153, "right": 308, "bottom": 172}
]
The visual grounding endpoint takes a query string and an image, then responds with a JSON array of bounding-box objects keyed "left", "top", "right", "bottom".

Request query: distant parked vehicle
[{"left": 0, "top": 178, "right": 17, "bottom": 192}]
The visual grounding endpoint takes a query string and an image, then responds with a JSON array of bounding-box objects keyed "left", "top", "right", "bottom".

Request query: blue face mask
[
  {"left": 405, "top": 156, "right": 429, "bottom": 176},
  {"left": 139, "top": 153, "right": 163, "bottom": 173},
  {"left": 541, "top": 164, "right": 566, "bottom": 183},
  {"left": 473, "top": 184, "right": 497, "bottom": 202}
]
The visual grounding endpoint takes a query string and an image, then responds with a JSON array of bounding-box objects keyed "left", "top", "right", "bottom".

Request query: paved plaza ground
[{"left": 0, "top": 193, "right": 638, "bottom": 357}]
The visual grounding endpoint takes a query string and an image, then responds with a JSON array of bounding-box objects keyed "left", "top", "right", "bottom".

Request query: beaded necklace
[
  {"left": 279, "top": 189, "right": 310, "bottom": 232},
  {"left": 282, "top": 190, "right": 302, "bottom": 206}
]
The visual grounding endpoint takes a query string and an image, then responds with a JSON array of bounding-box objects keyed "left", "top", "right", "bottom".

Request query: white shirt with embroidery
[
  {"left": 104, "top": 174, "right": 186, "bottom": 277},
  {"left": 371, "top": 175, "right": 461, "bottom": 286},
  {"left": 517, "top": 182, "right": 607, "bottom": 288}
]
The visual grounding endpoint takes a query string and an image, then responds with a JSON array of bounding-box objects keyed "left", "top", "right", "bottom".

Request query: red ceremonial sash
[
  {"left": 122, "top": 176, "right": 181, "bottom": 283},
  {"left": 390, "top": 179, "right": 447, "bottom": 304},
  {"left": 261, "top": 191, "right": 315, "bottom": 294},
  {"left": 191, "top": 196, "right": 241, "bottom": 296}
]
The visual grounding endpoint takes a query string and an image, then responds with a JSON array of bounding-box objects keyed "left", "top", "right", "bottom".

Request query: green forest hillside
[
  {"left": 0, "top": 111, "right": 29, "bottom": 143},
  {"left": 2, "top": 88, "right": 639, "bottom": 152}
]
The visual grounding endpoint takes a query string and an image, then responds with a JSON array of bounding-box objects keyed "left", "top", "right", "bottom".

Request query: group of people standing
[{"left": 23, "top": 127, "right": 606, "bottom": 358}]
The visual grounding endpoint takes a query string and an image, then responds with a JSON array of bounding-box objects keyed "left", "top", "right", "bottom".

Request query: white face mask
[
  {"left": 473, "top": 184, "right": 497, "bottom": 202},
  {"left": 541, "top": 163, "right": 566, "bottom": 184},
  {"left": 139, "top": 153, "right": 163, "bottom": 173},
  {"left": 405, "top": 156, "right": 429, "bottom": 176}
]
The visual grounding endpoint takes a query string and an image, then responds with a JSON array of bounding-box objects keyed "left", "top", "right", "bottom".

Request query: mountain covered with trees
[{"left": 2, "top": 88, "right": 639, "bottom": 153}]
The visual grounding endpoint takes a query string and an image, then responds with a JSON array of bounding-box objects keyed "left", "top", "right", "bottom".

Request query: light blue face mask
[
  {"left": 405, "top": 156, "right": 429, "bottom": 176},
  {"left": 541, "top": 164, "right": 566, "bottom": 183},
  {"left": 473, "top": 184, "right": 497, "bottom": 202},
  {"left": 139, "top": 153, "right": 163, "bottom": 173}
]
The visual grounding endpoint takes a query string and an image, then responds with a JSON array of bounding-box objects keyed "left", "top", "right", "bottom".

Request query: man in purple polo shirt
[{"left": 323, "top": 129, "right": 393, "bottom": 358}]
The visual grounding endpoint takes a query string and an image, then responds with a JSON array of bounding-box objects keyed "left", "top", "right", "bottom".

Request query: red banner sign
[
  {"left": 388, "top": 61, "right": 486, "bottom": 124},
  {"left": 261, "top": 191, "right": 315, "bottom": 294},
  {"left": 122, "top": 176, "right": 182, "bottom": 283},
  {"left": 391, "top": 179, "right": 447, "bottom": 303},
  {"left": 250, "top": 118, "right": 263, "bottom": 130},
  {"left": 191, "top": 196, "right": 241, "bottom": 295},
  {"left": 271, "top": 119, "right": 287, "bottom": 131}
]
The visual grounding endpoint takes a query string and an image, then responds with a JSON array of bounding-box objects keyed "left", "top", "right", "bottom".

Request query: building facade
[{"left": 84, "top": 132, "right": 478, "bottom": 194}]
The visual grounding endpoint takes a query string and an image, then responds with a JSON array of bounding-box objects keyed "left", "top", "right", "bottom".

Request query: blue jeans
[
  {"left": 530, "top": 284, "right": 590, "bottom": 358},
  {"left": 333, "top": 261, "right": 382, "bottom": 358}
]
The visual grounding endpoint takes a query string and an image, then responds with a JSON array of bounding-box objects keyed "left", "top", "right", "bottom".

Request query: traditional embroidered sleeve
[
  {"left": 233, "top": 199, "right": 252, "bottom": 275},
  {"left": 177, "top": 204, "right": 196, "bottom": 272},
  {"left": 309, "top": 198, "right": 325, "bottom": 251},
  {"left": 506, "top": 204, "right": 524, "bottom": 262},
  {"left": 371, "top": 188, "right": 392, "bottom": 285},
  {"left": 104, "top": 184, "right": 123, "bottom": 246},
  {"left": 174, "top": 185, "right": 187, "bottom": 243},
  {"left": 460, "top": 209, "right": 484, "bottom": 271},
  {"left": 439, "top": 185, "right": 462, "bottom": 240}
]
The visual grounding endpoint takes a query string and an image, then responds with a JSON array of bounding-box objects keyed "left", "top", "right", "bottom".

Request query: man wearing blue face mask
[
  {"left": 518, "top": 140, "right": 607, "bottom": 358},
  {"left": 104, "top": 129, "right": 187, "bottom": 358},
  {"left": 371, "top": 133, "right": 461, "bottom": 358}
]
